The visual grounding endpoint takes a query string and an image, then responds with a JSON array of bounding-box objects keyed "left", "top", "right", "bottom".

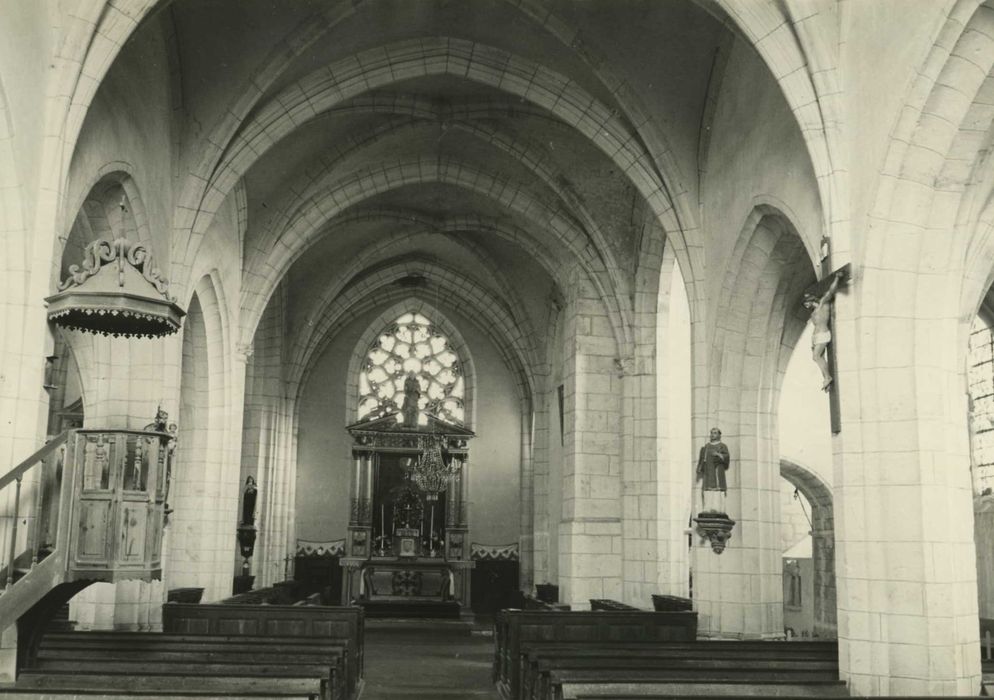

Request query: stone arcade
[{"left": 2, "top": 0, "right": 994, "bottom": 696}]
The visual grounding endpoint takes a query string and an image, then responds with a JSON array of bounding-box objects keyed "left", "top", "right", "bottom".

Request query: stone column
[
  {"left": 558, "top": 274, "right": 622, "bottom": 609},
  {"left": 831, "top": 276, "right": 981, "bottom": 695},
  {"left": 619, "top": 354, "right": 660, "bottom": 607},
  {"left": 519, "top": 409, "right": 535, "bottom": 590},
  {"left": 691, "top": 423, "right": 783, "bottom": 638},
  {"left": 530, "top": 393, "right": 551, "bottom": 588}
]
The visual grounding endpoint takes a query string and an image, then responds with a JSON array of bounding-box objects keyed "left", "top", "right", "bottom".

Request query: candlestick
[
  {"left": 429, "top": 505, "right": 435, "bottom": 556},
  {"left": 380, "top": 504, "right": 385, "bottom": 538}
]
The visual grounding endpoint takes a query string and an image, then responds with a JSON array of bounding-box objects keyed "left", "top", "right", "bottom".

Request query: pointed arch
[
  {"left": 345, "top": 300, "right": 478, "bottom": 431},
  {"left": 780, "top": 457, "right": 836, "bottom": 640}
]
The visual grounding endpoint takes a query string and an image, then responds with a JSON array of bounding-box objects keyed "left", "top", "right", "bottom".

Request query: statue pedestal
[{"left": 693, "top": 511, "right": 736, "bottom": 554}]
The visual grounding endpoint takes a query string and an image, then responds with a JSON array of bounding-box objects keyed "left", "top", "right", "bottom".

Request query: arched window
[
  {"left": 969, "top": 316, "right": 994, "bottom": 491},
  {"left": 358, "top": 311, "right": 465, "bottom": 425}
]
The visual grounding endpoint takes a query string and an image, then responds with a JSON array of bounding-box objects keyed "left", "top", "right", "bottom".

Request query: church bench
[
  {"left": 13, "top": 669, "right": 329, "bottom": 699},
  {"left": 589, "top": 599, "right": 639, "bottom": 611},
  {"left": 37, "top": 644, "right": 344, "bottom": 665},
  {"left": 0, "top": 692, "right": 316, "bottom": 699},
  {"left": 38, "top": 631, "right": 349, "bottom": 700},
  {"left": 523, "top": 594, "right": 571, "bottom": 611},
  {"left": 162, "top": 601, "right": 363, "bottom": 698},
  {"left": 27, "top": 660, "right": 343, "bottom": 700},
  {"left": 518, "top": 641, "right": 838, "bottom": 700},
  {"left": 494, "top": 609, "right": 698, "bottom": 700},
  {"left": 39, "top": 632, "right": 350, "bottom": 670},
  {"left": 525, "top": 656, "right": 839, "bottom": 700},
  {"left": 557, "top": 678, "right": 850, "bottom": 700}
]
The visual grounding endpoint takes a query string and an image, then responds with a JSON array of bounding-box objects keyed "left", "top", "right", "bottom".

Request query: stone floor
[{"left": 360, "top": 619, "right": 500, "bottom": 699}]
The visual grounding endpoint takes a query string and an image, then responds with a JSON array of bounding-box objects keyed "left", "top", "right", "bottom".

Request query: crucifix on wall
[{"left": 803, "top": 238, "right": 850, "bottom": 434}]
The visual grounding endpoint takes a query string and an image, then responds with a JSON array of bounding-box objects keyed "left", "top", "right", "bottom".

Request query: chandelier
[{"left": 411, "top": 433, "right": 455, "bottom": 501}]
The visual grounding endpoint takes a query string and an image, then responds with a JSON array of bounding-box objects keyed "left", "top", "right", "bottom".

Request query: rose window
[{"left": 358, "top": 312, "right": 465, "bottom": 425}]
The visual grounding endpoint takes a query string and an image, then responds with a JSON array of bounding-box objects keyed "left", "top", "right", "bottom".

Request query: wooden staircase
[{"left": 0, "top": 428, "right": 172, "bottom": 675}]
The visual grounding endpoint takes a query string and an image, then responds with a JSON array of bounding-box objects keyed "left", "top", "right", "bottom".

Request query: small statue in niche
[
  {"left": 241, "top": 476, "right": 258, "bottom": 526},
  {"left": 696, "top": 427, "right": 730, "bottom": 514},
  {"left": 401, "top": 372, "right": 421, "bottom": 426},
  {"left": 803, "top": 272, "right": 842, "bottom": 391}
]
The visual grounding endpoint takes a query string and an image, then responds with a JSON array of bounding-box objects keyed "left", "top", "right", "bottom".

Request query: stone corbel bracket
[{"left": 693, "top": 511, "right": 736, "bottom": 554}]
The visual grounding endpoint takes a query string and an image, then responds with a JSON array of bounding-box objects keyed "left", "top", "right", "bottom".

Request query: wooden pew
[
  {"left": 588, "top": 599, "right": 639, "bottom": 612},
  {"left": 523, "top": 594, "right": 571, "bottom": 611},
  {"left": 494, "top": 609, "right": 698, "bottom": 700},
  {"left": 557, "top": 676, "right": 849, "bottom": 700},
  {"left": 33, "top": 630, "right": 348, "bottom": 700},
  {"left": 14, "top": 669, "right": 328, "bottom": 698},
  {"left": 162, "top": 601, "right": 363, "bottom": 699},
  {"left": 520, "top": 641, "right": 839, "bottom": 700},
  {"left": 0, "top": 693, "right": 313, "bottom": 699}
]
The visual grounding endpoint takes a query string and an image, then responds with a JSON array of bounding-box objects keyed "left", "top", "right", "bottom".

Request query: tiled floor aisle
[{"left": 360, "top": 619, "right": 501, "bottom": 699}]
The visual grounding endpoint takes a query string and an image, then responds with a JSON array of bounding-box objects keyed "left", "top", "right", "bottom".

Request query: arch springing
[{"left": 358, "top": 311, "right": 464, "bottom": 425}]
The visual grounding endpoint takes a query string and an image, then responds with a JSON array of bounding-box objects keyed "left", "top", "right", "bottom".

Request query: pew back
[
  {"left": 34, "top": 630, "right": 348, "bottom": 700},
  {"left": 162, "top": 602, "right": 363, "bottom": 698},
  {"left": 494, "top": 609, "right": 698, "bottom": 700}
]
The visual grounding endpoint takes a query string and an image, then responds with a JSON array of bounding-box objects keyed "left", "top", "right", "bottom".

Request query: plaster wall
[
  {"left": 656, "top": 260, "right": 692, "bottom": 597},
  {"left": 0, "top": 0, "right": 50, "bottom": 221},
  {"left": 843, "top": 0, "right": 952, "bottom": 243},
  {"left": 975, "top": 495, "right": 994, "bottom": 618},
  {"left": 545, "top": 308, "right": 566, "bottom": 585},
  {"left": 64, "top": 17, "right": 175, "bottom": 266},
  {"left": 783, "top": 555, "right": 815, "bottom": 637},
  {"left": 551, "top": 0, "right": 726, "bottom": 213},
  {"left": 701, "top": 36, "right": 822, "bottom": 307},
  {"left": 296, "top": 303, "right": 522, "bottom": 547},
  {"left": 780, "top": 484, "right": 812, "bottom": 554},
  {"left": 779, "top": 325, "right": 833, "bottom": 487}
]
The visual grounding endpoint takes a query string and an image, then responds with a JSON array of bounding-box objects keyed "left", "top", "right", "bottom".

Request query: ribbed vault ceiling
[{"left": 117, "top": 0, "right": 740, "bottom": 393}]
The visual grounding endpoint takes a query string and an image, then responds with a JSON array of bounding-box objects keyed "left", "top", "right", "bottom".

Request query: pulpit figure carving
[{"left": 696, "top": 427, "right": 730, "bottom": 513}]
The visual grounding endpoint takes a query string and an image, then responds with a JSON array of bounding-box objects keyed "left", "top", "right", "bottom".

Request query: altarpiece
[{"left": 341, "top": 412, "right": 475, "bottom": 616}]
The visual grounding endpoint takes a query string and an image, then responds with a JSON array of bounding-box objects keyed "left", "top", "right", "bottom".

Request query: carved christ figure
[{"left": 803, "top": 273, "right": 841, "bottom": 391}]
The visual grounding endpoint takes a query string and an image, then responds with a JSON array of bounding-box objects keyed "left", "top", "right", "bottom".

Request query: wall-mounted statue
[
  {"left": 241, "top": 475, "right": 257, "bottom": 526},
  {"left": 803, "top": 272, "right": 842, "bottom": 392},
  {"left": 401, "top": 372, "right": 421, "bottom": 426},
  {"left": 696, "top": 427, "right": 730, "bottom": 514}
]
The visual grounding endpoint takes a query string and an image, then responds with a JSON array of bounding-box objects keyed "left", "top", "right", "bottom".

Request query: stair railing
[{"left": 0, "top": 430, "right": 73, "bottom": 590}]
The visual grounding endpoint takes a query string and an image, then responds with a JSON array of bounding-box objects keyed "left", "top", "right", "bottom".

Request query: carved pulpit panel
[
  {"left": 67, "top": 429, "right": 172, "bottom": 582},
  {"left": 75, "top": 500, "right": 113, "bottom": 561}
]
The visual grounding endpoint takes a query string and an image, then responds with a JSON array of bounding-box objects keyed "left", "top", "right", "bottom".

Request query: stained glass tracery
[{"left": 358, "top": 312, "right": 465, "bottom": 425}]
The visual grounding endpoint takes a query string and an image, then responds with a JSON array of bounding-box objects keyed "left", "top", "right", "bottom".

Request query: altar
[{"left": 340, "top": 407, "right": 475, "bottom": 617}]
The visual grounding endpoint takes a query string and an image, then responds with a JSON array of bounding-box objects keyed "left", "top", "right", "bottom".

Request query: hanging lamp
[
  {"left": 46, "top": 236, "right": 184, "bottom": 338},
  {"left": 411, "top": 432, "right": 455, "bottom": 500}
]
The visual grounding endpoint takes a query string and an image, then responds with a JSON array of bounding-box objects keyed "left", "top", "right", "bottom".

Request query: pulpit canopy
[{"left": 46, "top": 237, "right": 185, "bottom": 338}]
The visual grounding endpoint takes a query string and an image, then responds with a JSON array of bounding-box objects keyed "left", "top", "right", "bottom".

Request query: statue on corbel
[
  {"left": 693, "top": 426, "right": 736, "bottom": 554},
  {"left": 236, "top": 476, "right": 258, "bottom": 586}
]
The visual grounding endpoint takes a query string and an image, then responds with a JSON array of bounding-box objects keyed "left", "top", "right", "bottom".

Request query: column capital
[
  {"left": 614, "top": 355, "right": 635, "bottom": 377},
  {"left": 235, "top": 342, "right": 254, "bottom": 363}
]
